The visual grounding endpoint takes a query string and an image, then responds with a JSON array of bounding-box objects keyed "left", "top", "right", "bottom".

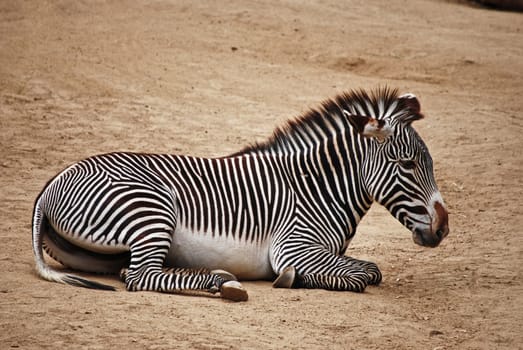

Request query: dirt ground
[{"left": 1, "top": 1, "right": 522, "bottom": 349}]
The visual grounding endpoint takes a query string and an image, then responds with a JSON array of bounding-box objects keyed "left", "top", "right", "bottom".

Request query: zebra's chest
[{"left": 165, "top": 226, "right": 274, "bottom": 280}]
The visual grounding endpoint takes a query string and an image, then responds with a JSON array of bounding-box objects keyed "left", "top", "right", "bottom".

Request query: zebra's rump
[{"left": 41, "top": 216, "right": 130, "bottom": 274}]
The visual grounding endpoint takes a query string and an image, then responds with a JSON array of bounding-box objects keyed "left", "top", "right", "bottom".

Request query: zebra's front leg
[
  {"left": 342, "top": 256, "right": 382, "bottom": 285},
  {"left": 124, "top": 233, "right": 247, "bottom": 301},
  {"left": 272, "top": 247, "right": 371, "bottom": 293},
  {"left": 274, "top": 266, "right": 369, "bottom": 292}
]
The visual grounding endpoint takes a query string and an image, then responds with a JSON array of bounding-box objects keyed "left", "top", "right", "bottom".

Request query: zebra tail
[{"left": 31, "top": 196, "right": 116, "bottom": 291}]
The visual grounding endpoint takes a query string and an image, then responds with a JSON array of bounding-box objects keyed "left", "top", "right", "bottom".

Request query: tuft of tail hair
[{"left": 32, "top": 196, "right": 116, "bottom": 291}]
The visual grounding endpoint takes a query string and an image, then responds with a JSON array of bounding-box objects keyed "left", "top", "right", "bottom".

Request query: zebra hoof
[
  {"left": 211, "top": 269, "right": 238, "bottom": 282},
  {"left": 220, "top": 281, "right": 248, "bottom": 302},
  {"left": 273, "top": 266, "right": 296, "bottom": 288}
]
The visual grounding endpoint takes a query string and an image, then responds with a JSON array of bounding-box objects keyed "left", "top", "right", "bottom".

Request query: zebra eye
[{"left": 399, "top": 159, "right": 416, "bottom": 170}]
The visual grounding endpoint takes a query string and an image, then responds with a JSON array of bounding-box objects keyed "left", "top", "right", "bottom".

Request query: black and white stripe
[{"left": 32, "top": 87, "right": 447, "bottom": 297}]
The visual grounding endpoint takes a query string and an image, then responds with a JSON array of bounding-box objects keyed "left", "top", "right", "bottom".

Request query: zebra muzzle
[{"left": 413, "top": 201, "right": 449, "bottom": 247}]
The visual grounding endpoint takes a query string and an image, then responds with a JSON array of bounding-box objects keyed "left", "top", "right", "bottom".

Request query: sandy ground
[{"left": 1, "top": 1, "right": 522, "bottom": 349}]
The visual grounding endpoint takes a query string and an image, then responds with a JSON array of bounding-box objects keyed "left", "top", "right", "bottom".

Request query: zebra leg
[
  {"left": 274, "top": 266, "right": 369, "bottom": 293},
  {"left": 295, "top": 270, "right": 369, "bottom": 292},
  {"left": 341, "top": 256, "right": 382, "bottom": 285},
  {"left": 123, "top": 232, "right": 247, "bottom": 301},
  {"left": 272, "top": 246, "right": 371, "bottom": 292},
  {"left": 120, "top": 267, "right": 238, "bottom": 283},
  {"left": 161, "top": 267, "right": 245, "bottom": 300},
  {"left": 164, "top": 267, "right": 238, "bottom": 282}
]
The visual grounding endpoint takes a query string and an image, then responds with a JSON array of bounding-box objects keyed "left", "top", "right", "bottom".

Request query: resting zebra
[{"left": 32, "top": 87, "right": 449, "bottom": 301}]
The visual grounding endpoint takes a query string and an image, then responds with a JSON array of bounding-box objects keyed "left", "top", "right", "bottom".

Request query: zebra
[{"left": 32, "top": 87, "right": 449, "bottom": 301}]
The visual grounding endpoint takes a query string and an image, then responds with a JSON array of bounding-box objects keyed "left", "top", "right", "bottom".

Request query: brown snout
[
  {"left": 414, "top": 201, "right": 449, "bottom": 247},
  {"left": 433, "top": 201, "right": 449, "bottom": 241}
]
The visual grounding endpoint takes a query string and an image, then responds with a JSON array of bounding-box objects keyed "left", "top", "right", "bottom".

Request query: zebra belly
[{"left": 166, "top": 227, "right": 275, "bottom": 280}]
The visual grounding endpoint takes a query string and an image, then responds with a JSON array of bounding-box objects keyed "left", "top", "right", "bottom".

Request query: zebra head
[{"left": 346, "top": 93, "right": 449, "bottom": 247}]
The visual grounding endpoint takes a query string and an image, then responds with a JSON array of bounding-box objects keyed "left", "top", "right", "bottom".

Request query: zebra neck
[{"left": 289, "top": 143, "right": 373, "bottom": 231}]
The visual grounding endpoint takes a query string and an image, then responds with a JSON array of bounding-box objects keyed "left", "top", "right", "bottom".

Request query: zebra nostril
[
  {"left": 433, "top": 201, "right": 449, "bottom": 241},
  {"left": 435, "top": 225, "right": 449, "bottom": 240}
]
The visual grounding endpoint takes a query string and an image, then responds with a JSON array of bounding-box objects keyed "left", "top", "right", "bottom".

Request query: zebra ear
[
  {"left": 398, "top": 93, "right": 424, "bottom": 124},
  {"left": 343, "top": 111, "right": 393, "bottom": 141}
]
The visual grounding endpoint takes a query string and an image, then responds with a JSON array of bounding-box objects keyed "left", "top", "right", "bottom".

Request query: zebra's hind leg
[
  {"left": 273, "top": 266, "right": 369, "bottom": 293},
  {"left": 120, "top": 267, "right": 238, "bottom": 284},
  {"left": 164, "top": 267, "right": 238, "bottom": 282},
  {"left": 164, "top": 267, "right": 245, "bottom": 300},
  {"left": 342, "top": 256, "right": 382, "bottom": 285},
  {"left": 123, "top": 233, "right": 247, "bottom": 301},
  {"left": 163, "top": 268, "right": 244, "bottom": 300}
]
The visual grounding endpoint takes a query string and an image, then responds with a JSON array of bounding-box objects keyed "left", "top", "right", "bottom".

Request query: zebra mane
[{"left": 233, "top": 86, "right": 412, "bottom": 156}]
